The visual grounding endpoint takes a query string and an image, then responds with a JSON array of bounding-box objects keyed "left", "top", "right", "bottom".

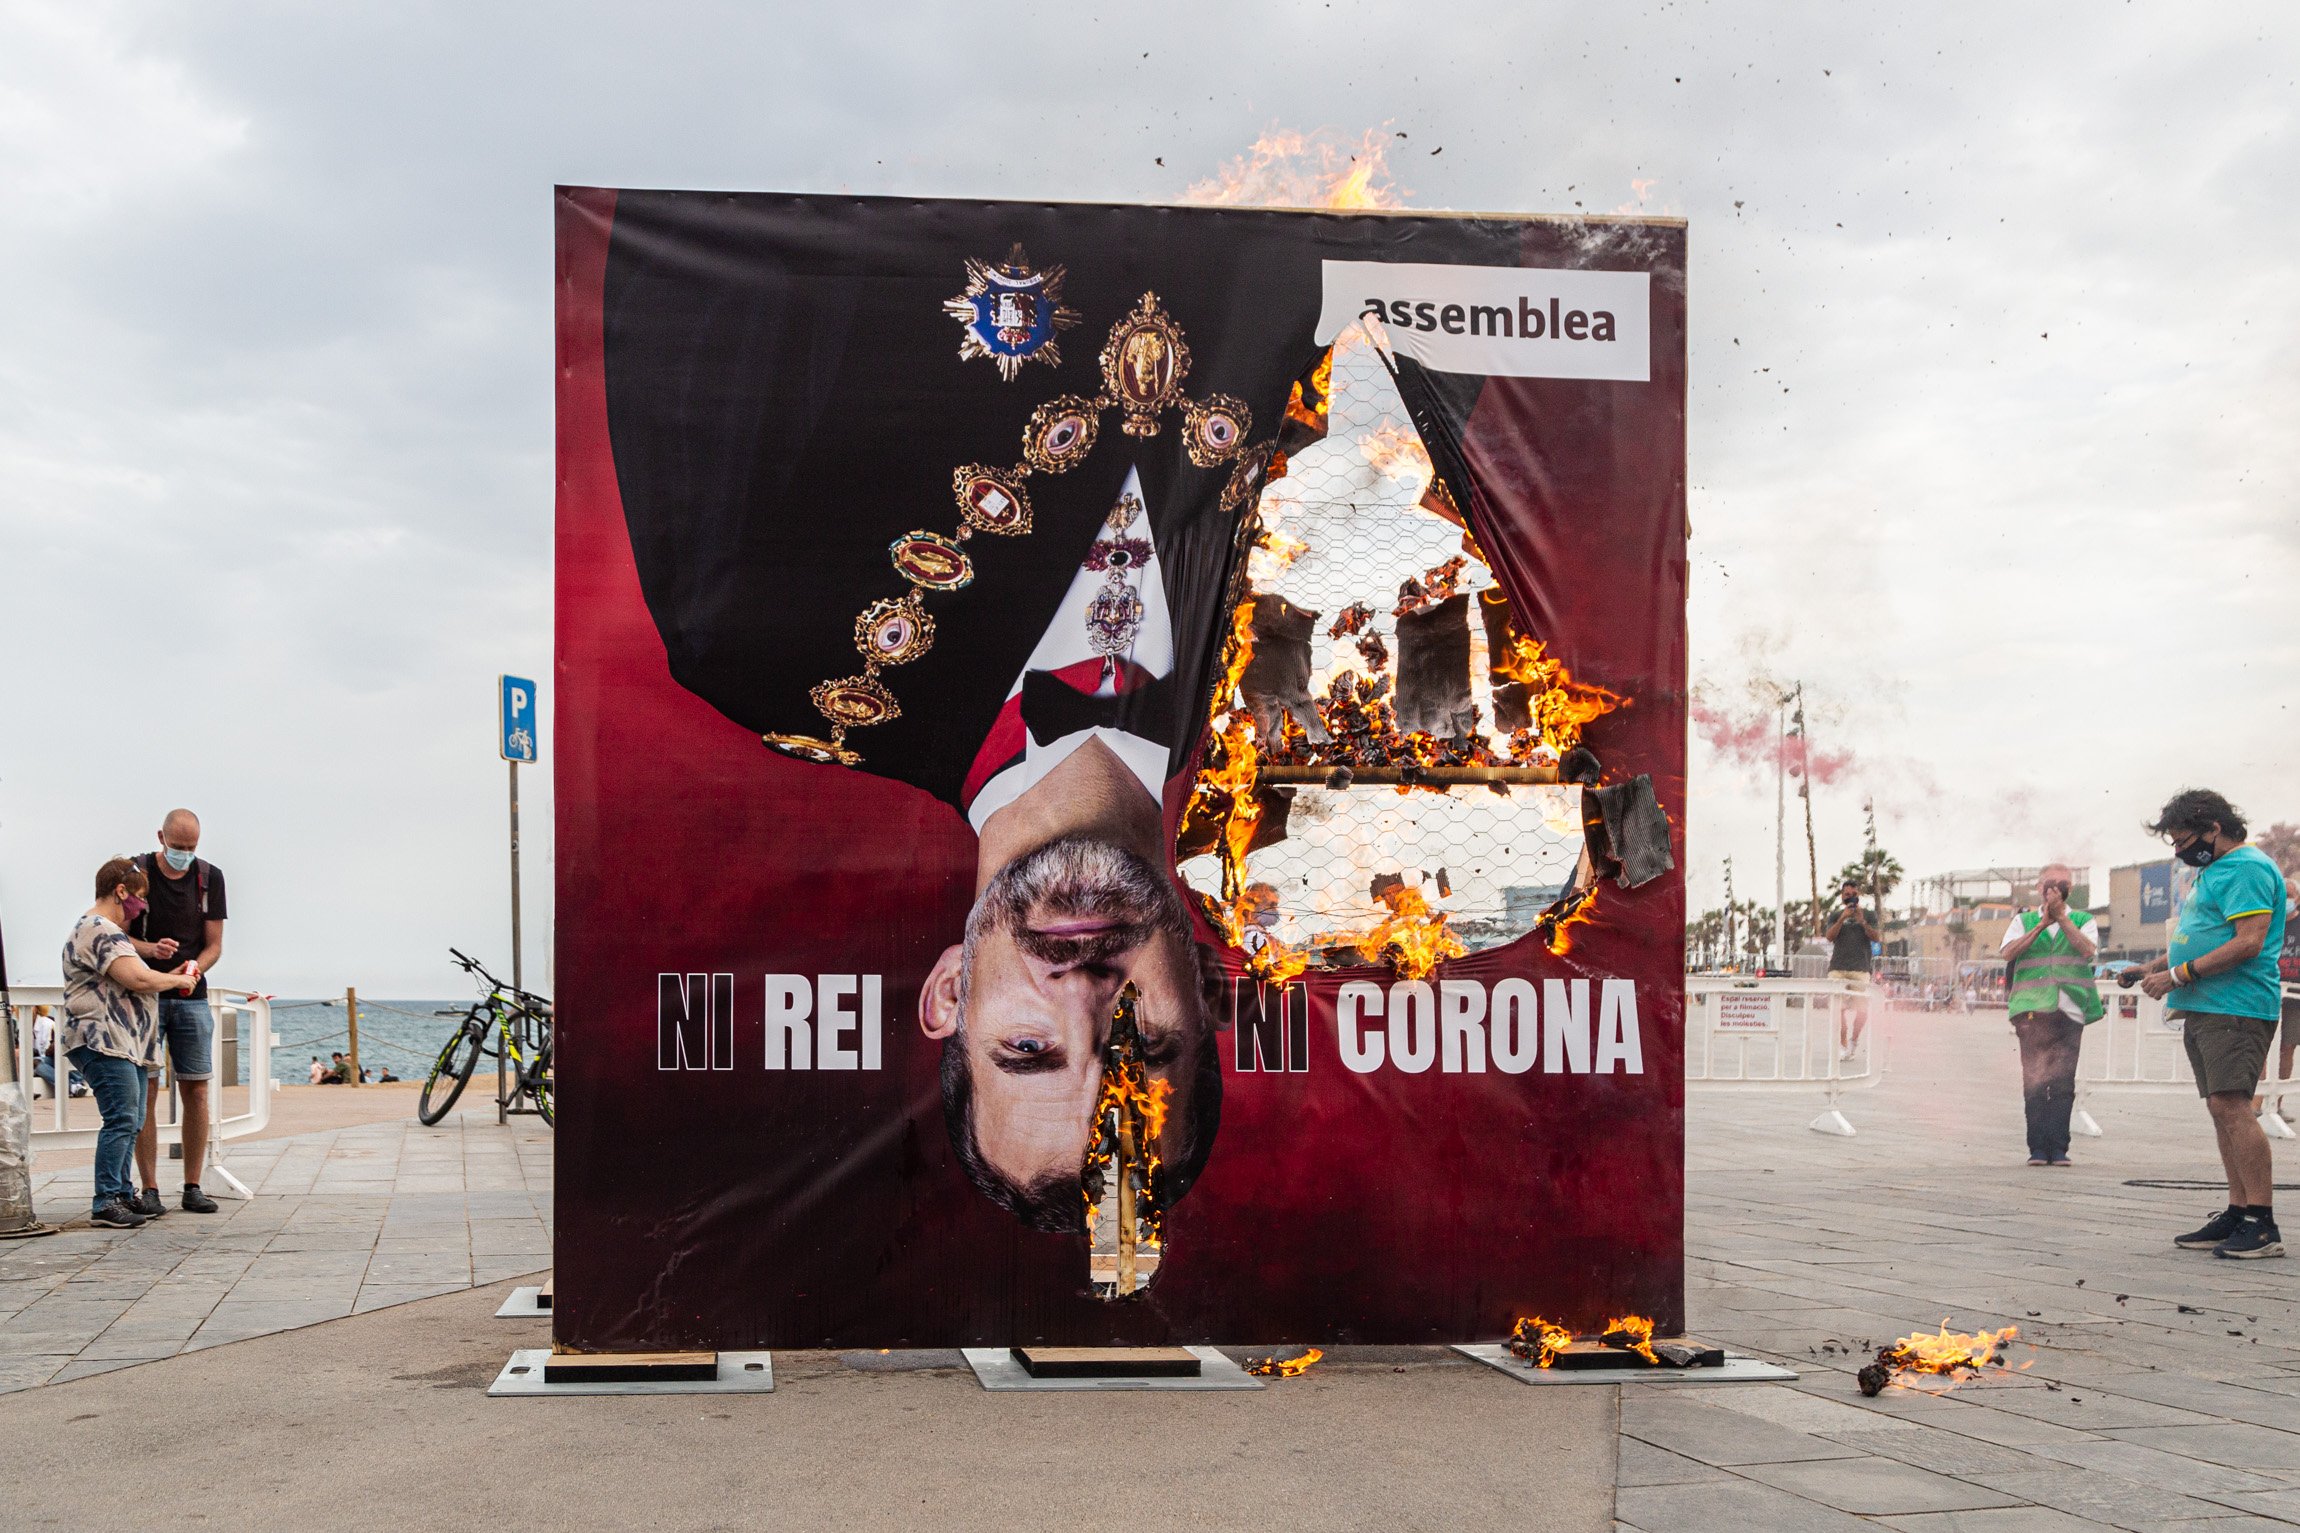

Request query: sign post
[{"left": 499, "top": 675, "right": 538, "bottom": 1126}]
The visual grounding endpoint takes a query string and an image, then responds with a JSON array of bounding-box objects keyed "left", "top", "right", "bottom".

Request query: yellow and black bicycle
[{"left": 418, "top": 948, "right": 553, "bottom": 1127}]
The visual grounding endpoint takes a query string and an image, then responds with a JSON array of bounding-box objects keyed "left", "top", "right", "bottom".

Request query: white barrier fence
[
  {"left": 6, "top": 987, "right": 274, "bottom": 1198},
  {"left": 2072, "top": 981, "right": 2299, "bottom": 1141},
  {"left": 1685, "top": 976, "right": 1884, "bottom": 1136}
]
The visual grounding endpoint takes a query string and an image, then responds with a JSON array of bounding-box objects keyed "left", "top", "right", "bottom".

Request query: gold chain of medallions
[{"left": 763, "top": 290, "right": 1268, "bottom": 767}]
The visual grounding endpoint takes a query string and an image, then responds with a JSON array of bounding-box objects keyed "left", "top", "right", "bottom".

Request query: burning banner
[{"left": 553, "top": 186, "right": 1688, "bottom": 1351}]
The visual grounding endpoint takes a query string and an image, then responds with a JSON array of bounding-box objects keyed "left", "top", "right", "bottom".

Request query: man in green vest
[{"left": 1999, "top": 863, "right": 2103, "bottom": 1166}]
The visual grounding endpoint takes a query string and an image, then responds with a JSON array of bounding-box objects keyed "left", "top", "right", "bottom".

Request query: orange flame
[
  {"left": 1082, "top": 992, "right": 1174, "bottom": 1246},
  {"left": 1350, "top": 884, "right": 1466, "bottom": 980},
  {"left": 1249, "top": 527, "right": 1310, "bottom": 583},
  {"left": 1543, "top": 889, "right": 1599, "bottom": 956},
  {"left": 1246, "top": 1347, "right": 1324, "bottom": 1377},
  {"left": 1359, "top": 422, "right": 1433, "bottom": 497},
  {"left": 1184, "top": 128, "right": 1406, "bottom": 210},
  {"left": 1508, "top": 1316, "right": 1573, "bottom": 1369},
  {"left": 1882, "top": 1321, "right": 2021, "bottom": 1381},
  {"left": 1488, "top": 625, "right": 1626, "bottom": 752},
  {"left": 1604, "top": 1315, "right": 1660, "bottom": 1365}
]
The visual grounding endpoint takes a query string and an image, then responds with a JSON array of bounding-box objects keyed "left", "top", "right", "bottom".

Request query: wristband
[{"left": 2174, "top": 962, "right": 2196, "bottom": 986}]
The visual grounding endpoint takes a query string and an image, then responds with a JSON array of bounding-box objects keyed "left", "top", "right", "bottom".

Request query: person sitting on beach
[
  {"left": 308, "top": 1056, "right": 325, "bottom": 1085},
  {"left": 322, "top": 1051, "right": 352, "bottom": 1084}
]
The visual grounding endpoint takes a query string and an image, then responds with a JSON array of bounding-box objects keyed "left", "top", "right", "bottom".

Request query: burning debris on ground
[
  {"left": 1243, "top": 1347, "right": 1324, "bottom": 1377},
  {"left": 1506, "top": 1314, "right": 1722, "bottom": 1371},
  {"left": 1855, "top": 1321, "right": 2025, "bottom": 1397}
]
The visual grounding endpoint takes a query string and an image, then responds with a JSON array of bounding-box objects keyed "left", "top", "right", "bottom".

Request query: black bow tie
[{"left": 1020, "top": 668, "right": 1179, "bottom": 748}]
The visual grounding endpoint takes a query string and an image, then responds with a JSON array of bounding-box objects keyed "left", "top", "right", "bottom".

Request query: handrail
[
  {"left": 2069, "top": 980, "right": 2300, "bottom": 1139},
  {"left": 6, "top": 986, "right": 273, "bottom": 1196},
  {"left": 1684, "top": 975, "right": 1884, "bottom": 1135}
]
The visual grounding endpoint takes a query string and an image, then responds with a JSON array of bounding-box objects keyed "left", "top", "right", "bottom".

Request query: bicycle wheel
[
  {"left": 418, "top": 1019, "right": 487, "bottom": 1125},
  {"left": 527, "top": 1027, "right": 553, "bottom": 1127}
]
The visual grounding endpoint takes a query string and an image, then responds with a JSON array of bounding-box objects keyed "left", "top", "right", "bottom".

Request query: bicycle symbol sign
[{"left": 499, "top": 674, "right": 539, "bottom": 763}]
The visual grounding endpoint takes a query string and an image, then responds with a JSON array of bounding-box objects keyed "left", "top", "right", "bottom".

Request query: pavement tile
[
  {"left": 1617, "top": 1478, "right": 1876, "bottom": 1532},
  {"left": 1615, "top": 1437, "right": 1733, "bottom": 1486},
  {"left": 2025, "top": 1437, "right": 2291, "bottom": 1498},
  {"left": 0, "top": 1355, "right": 71, "bottom": 1392},
  {"left": 1738, "top": 1456, "right": 2029, "bottom": 1515},
  {"left": 1966, "top": 1467, "right": 2251, "bottom": 1529},
  {"left": 1824, "top": 1425, "right": 2050, "bottom": 1477},
  {"left": 2190, "top": 1489, "right": 2300, "bottom": 1524},
  {"left": 1878, "top": 1509, "right": 2107, "bottom": 1532},
  {"left": 2107, "top": 1426, "right": 2300, "bottom": 1473},
  {"left": 48, "top": 1357, "right": 159, "bottom": 1383},
  {"left": 1620, "top": 1395, "right": 1869, "bottom": 1467}
]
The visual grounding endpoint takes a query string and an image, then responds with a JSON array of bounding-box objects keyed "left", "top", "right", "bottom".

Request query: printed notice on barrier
[{"left": 1714, "top": 993, "right": 1776, "bottom": 1032}]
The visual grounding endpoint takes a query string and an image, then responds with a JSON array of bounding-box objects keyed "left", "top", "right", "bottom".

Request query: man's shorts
[
  {"left": 2282, "top": 994, "right": 2300, "bottom": 1051},
  {"left": 157, "top": 995, "right": 215, "bottom": 1082},
  {"left": 1828, "top": 969, "right": 1870, "bottom": 993},
  {"left": 2181, "top": 1011, "right": 2276, "bottom": 1098}
]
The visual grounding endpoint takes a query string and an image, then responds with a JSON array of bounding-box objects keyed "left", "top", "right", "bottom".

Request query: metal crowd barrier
[
  {"left": 2071, "top": 981, "right": 2299, "bottom": 1140},
  {"left": 1684, "top": 976, "right": 1884, "bottom": 1136},
  {"left": 7, "top": 986, "right": 274, "bottom": 1198}
]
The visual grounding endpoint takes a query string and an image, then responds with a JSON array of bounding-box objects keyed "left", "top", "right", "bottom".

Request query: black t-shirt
[
  {"left": 1828, "top": 904, "right": 1874, "bottom": 973},
  {"left": 132, "top": 853, "right": 228, "bottom": 999}
]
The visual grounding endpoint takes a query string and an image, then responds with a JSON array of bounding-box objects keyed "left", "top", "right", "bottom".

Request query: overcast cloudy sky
[{"left": 4, "top": 2, "right": 2294, "bottom": 992}]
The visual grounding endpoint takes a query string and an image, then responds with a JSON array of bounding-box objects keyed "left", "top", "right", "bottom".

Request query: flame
[
  {"left": 1508, "top": 1316, "right": 1573, "bottom": 1369},
  {"left": 1543, "top": 889, "right": 1599, "bottom": 956},
  {"left": 1350, "top": 884, "right": 1466, "bottom": 980},
  {"left": 1603, "top": 1315, "right": 1660, "bottom": 1365},
  {"left": 1886, "top": 1322, "right": 2020, "bottom": 1377},
  {"left": 1246, "top": 1347, "right": 1324, "bottom": 1377},
  {"left": 1488, "top": 622, "right": 1626, "bottom": 753},
  {"left": 1184, "top": 128, "right": 1406, "bottom": 210},
  {"left": 1287, "top": 351, "right": 1334, "bottom": 433},
  {"left": 1081, "top": 985, "right": 1174, "bottom": 1256},
  {"left": 1248, "top": 527, "right": 1310, "bottom": 584},
  {"left": 1359, "top": 422, "right": 1433, "bottom": 497}
]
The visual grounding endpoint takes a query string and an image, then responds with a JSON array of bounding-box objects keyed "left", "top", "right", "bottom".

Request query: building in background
[{"left": 2101, "top": 860, "right": 2174, "bottom": 964}]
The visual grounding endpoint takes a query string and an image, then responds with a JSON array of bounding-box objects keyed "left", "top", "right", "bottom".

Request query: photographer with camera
[
  {"left": 2000, "top": 864, "right": 2102, "bottom": 1166},
  {"left": 1823, "top": 879, "right": 1879, "bottom": 1061}
]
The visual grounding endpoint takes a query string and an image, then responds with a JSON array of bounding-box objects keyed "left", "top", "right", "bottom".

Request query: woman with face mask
[{"left": 60, "top": 855, "right": 201, "bottom": 1228}]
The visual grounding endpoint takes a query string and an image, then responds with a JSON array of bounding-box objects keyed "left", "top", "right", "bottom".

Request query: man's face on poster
[{"left": 920, "top": 835, "right": 1223, "bottom": 1233}]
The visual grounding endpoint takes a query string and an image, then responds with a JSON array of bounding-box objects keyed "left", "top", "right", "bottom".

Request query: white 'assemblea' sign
[{"left": 1314, "top": 260, "right": 1651, "bottom": 382}]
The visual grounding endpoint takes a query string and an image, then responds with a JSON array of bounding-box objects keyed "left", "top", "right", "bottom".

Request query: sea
[{"left": 259, "top": 998, "right": 476, "bottom": 1086}]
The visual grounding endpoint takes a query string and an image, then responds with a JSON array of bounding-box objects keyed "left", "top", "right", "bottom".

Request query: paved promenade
[
  {"left": 1644, "top": 1007, "right": 2300, "bottom": 1531},
  {"left": 1, "top": 1103, "right": 551, "bottom": 1391},
  {"left": 4, "top": 1005, "right": 2296, "bottom": 1530}
]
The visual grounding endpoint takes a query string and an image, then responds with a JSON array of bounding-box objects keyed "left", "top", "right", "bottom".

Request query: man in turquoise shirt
[{"left": 2124, "top": 789, "right": 2288, "bottom": 1259}]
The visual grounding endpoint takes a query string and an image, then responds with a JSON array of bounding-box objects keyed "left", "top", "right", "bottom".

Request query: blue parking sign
[{"left": 500, "top": 675, "right": 539, "bottom": 762}]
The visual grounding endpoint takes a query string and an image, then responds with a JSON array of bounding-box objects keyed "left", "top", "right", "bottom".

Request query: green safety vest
[{"left": 2006, "top": 910, "right": 2105, "bottom": 1023}]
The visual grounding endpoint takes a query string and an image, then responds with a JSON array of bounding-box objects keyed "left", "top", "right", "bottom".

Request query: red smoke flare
[{"left": 1692, "top": 701, "right": 1853, "bottom": 784}]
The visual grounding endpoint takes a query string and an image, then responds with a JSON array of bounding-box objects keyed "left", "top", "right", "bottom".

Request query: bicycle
[{"left": 418, "top": 948, "right": 554, "bottom": 1127}]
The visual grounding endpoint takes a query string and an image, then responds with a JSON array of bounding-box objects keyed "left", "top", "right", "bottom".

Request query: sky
[{"left": 3, "top": 1, "right": 2295, "bottom": 992}]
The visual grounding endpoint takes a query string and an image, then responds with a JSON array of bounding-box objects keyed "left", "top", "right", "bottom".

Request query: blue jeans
[
  {"left": 32, "top": 1055, "right": 86, "bottom": 1094},
  {"left": 68, "top": 1047, "right": 148, "bottom": 1213},
  {"left": 158, "top": 995, "right": 215, "bottom": 1081}
]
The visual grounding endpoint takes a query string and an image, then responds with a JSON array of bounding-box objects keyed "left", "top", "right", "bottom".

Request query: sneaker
[
  {"left": 2176, "top": 1207, "right": 2245, "bottom": 1248},
  {"left": 2214, "top": 1221, "right": 2286, "bottom": 1260},
  {"left": 180, "top": 1185, "right": 219, "bottom": 1214},
  {"left": 2027, "top": 1157, "right": 2047, "bottom": 1167},
  {"left": 89, "top": 1199, "right": 147, "bottom": 1230},
  {"left": 131, "top": 1187, "right": 169, "bottom": 1219}
]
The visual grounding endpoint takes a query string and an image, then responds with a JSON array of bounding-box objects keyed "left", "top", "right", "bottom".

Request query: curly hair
[
  {"left": 2146, "top": 789, "right": 2248, "bottom": 843},
  {"left": 94, "top": 855, "right": 149, "bottom": 902}
]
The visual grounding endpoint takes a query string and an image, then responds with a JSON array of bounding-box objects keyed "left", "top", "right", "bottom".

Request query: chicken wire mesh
[{"left": 1176, "top": 326, "right": 1586, "bottom": 962}]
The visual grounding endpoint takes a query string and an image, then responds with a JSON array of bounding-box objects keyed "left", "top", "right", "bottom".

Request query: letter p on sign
[{"left": 499, "top": 673, "right": 539, "bottom": 763}]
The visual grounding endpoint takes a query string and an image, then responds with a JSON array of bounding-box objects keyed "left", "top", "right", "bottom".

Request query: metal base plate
[
  {"left": 1454, "top": 1343, "right": 1798, "bottom": 1385},
  {"left": 495, "top": 1285, "right": 552, "bottom": 1317},
  {"left": 488, "top": 1349, "right": 774, "bottom": 1397},
  {"left": 963, "top": 1346, "right": 1262, "bottom": 1392}
]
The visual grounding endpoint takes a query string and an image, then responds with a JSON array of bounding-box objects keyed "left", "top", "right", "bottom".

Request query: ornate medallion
[
  {"left": 763, "top": 731, "right": 860, "bottom": 767},
  {"left": 942, "top": 245, "right": 1079, "bottom": 381},
  {"left": 1099, "top": 292, "right": 1190, "bottom": 437},
  {"left": 952, "top": 464, "right": 1032, "bottom": 536},
  {"left": 853, "top": 594, "right": 935, "bottom": 666},
  {"left": 1022, "top": 396, "right": 1101, "bottom": 474},
  {"left": 811, "top": 674, "right": 901, "bottom": 729},
  {"left": 1221, "top": 440, "right": 1275, "bottom": 514},
  {"left": 888, "top": 530, "right": 974, "bottom": 590},
  {"left": 1182, "top": 394, "right": 1251, "bottom": 467},
  {"left": 1085, "top": 535, "right": 1152, "bottom": 574},
  {"left": 1086, "top": 576, "right": 1147, "bottom": 663}
]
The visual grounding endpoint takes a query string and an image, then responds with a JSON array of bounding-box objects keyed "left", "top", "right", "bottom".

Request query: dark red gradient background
[{"left": 553, "top": 187, "right": 1688, "bottom": 1349}]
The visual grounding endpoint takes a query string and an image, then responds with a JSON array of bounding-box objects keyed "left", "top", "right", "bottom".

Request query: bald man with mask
[{"left": 126, "top": 808, "right": 228, "bottom": 1215}]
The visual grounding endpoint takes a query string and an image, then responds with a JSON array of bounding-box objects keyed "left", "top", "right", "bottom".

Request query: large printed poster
[{"left": 554, "top": 188, "right": 1688, "bottom": 1348}]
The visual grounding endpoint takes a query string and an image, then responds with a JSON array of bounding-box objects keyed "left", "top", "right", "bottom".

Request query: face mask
[
  {"left": 162, "top": 847, "right": 195, "bottom": 872},
  {"left": 121, "top": 894, "right": 149, "bottom": 922},
  {"left": 2176, "top": 839, "right": 2218, "bottom": 868}
]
